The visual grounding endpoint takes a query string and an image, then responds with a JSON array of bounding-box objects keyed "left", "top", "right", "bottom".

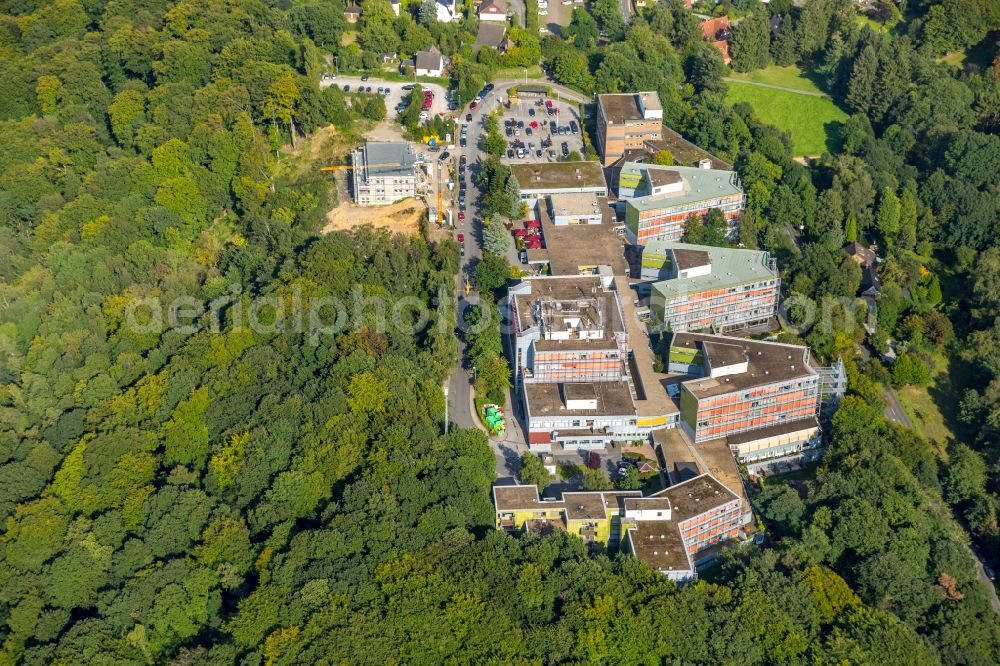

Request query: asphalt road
[
  {"left": 332, "top": 74, "right": 589, "bottom": 476},
  {"left": 882, "top": 387, "right": 913, "bottom": 429},
  {"left": 974, "top": 558, "right": 1000, "bottom": 614}
]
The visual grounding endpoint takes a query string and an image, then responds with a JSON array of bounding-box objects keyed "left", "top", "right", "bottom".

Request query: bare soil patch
[{"left": 323, "top": 197, "right": 425, "bottom": 235}]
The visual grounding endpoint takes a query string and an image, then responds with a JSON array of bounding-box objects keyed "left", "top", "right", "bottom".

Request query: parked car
[
  {"left": 470, "top": 101, "right": 478, "bottom": 109},
  {"left": 561, "top": 141, "right": 569, "bottom": 155},
  {"left": 439, "top": 152, "right": 450, "bottom": 161},
  {"left": 507, "top": 149, "right": 514, "bottom": 158},
  {"left": 526, "top": 127, "right": 532, "bottom": 136},
  {"left": 343, "top": 84, "right": 350, "bottom": 92},
  {"left": 466, "top": 113, "right": 473, "bottom": 122},
  {"left": 536, "top": 149, "right": 543, "bottom": 158},
  {"left": 528, "top": 108, "right": 535, "bottom": 117},
  {"left": 457, "top": 233, "right": 465, "bottom": 243},
  {"left": 570, "top": 120, "right": 579, "bottom": 133},
  {"left": 402, "top": 84, "right": 414, "bottom": 90},
  {"left": 458, "top": 212, "right": 465, "bottom": 221},
  {"left": 361, "top": 74, "right": 369, "bottom": 81}
]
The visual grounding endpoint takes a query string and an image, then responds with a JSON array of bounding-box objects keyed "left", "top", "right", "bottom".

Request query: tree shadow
[{"left": 823, "top": 120, "right": 845, "bottom": 154}]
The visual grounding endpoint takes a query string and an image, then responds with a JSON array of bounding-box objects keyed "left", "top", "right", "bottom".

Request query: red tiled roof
[
  {"left": 701, "top": 16, "right": 731, "bottom": 41},
  {"left": 529, "top": 431, "right": 552, "bottom": 444}
]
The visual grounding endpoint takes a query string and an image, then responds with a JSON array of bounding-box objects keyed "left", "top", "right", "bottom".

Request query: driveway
[{"left": 320, "top": 75, "right": 452, "bottom": 120}]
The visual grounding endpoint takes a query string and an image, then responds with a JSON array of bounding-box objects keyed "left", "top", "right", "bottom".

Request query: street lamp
[
  {"left": 523, "top": 67, "right": 528, "bottom": 84},
  {"left": 443, "top": 383, "right": 449, "bottom": 434}
]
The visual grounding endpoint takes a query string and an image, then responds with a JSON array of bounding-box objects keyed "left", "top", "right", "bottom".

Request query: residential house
[
  {"left": 478, "top": 0, "right": 508, "bottom": 21},
  {"left": 414, "top": 45, "right": 446, "bottom": 77},
  {"left": 701, "top": 16, "right": 732, "bottom": 65},
  {"left": 475, "top": 22, "right": 508, "bottom": 51},
  {"left": 344, "top": 5, "right": 361, "bottom": 22}
]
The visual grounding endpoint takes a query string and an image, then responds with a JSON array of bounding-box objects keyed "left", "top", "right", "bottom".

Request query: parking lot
[
  {"left": 320, "top": 75, "right": 453, "bottom": 120},
  {"left": 497, "top": 95, "right": 584, "bottom": 163},
  {"left": 538, "top": 0, "right": 583, "bottom": 37}
]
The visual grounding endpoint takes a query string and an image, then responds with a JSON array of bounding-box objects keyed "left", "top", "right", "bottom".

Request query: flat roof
[
  {"left": 355, "top": 141, "right": 417, "bottom": 178},
  {"left": 548, "top": 192, "right": 603, "bottom": 217},
  {"left": 671, "top": 247, "right": 710, "bottom": 271},
  {"left": 511, "top": 276, "right": 625, "bottom": 350},
  {"left": 627, "top": 521, "right": 692, "bottom": 571},
  {"left": 657, "top": 129, "right": 731, "bottom": 169},
  {"left": 494, "top": 484, "right": 556, "bottom": 511},
  {"left": 725, "top": 416, "right": 820, "bottom": 445},
  {"left": 526, "top": 197, "right": 629, "bottom": 275},
  {"left": 654, "top": 473, "right": 740, "bottom": 523},
  {"left": 523, "top": 380, "right": 635, "bottom": 417},
  {"left": 689, "top": 436, "right": 747, "bottom": 510},
  {"left": 649, "top": 169, "right": 682, "bottom": 188},
  {"left": 614, "top": 276, "right": 680, "bottom": 418},
  {"left": 672, "top": 333, "right": 816, "bottom": 399},
  {"left": 621, "top": 164, "right": 742, "bottom": 211},
  {"left": 598, "top": 92, "right": 661, "bottom": 124},
  {"left": 653, "top": 428, "right": 698, "bottom": 475},
  {"left": 624, "top": 496, "right": 673, "bottom": 511},
  {"left": 563, "top": 490, "right": 641, "bottom": 520},
  {"left": 512, "top": 161, "right": 607, "bottom": 192},
  {"left": 564, "top": 382, "right": 596, "bottom": 400},
  {"left": 703, "top": 341, "right": 747, "bottom": 368},
  {"left": 647, "top": 242, "right": 776, "bottom": 298}
]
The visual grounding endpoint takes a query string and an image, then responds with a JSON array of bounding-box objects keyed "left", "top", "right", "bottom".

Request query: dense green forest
[{"left": 1, "top": 0, "right": 1000, "bottom": 662}]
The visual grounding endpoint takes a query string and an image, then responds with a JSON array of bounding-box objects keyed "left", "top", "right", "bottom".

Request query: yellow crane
[
  {"left": 465, "top": 278, "right": 471, "bottom": 296},
  {"left": 319, "top": 163, "right": 402, "bottom": 171}
]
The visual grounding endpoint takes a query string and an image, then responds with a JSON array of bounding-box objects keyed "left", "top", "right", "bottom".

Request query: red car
[
  {"left": 458, "top": 212, "right": 465, "bottom": 221},
  {"left": 457, "top": 233, "right": 465, "bottom": 243},
  {"left": 529, "top": 121, "right": 539, "bottom": 129},
  {"left": 545, "top": 100, "right": 553, "bottom": 107},
  {"left": 470, "top": 101, "right": 478, "bottom": 109}
]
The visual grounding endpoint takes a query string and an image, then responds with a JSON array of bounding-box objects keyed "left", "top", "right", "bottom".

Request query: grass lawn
[
  {"left": 496, "top": 65, "right": 544, "bottom": 80},
  {"left": 895, "top": 349, "right": 960, "bottom": 457},
  {"left": 725, "top": 82, "right": 849, "bottom": 156},
  {"left": 726, "top": 64, "right": 825, "bottom": 93},
  {"left": 939, "top": 50, "right": 968, "bottom": 68}
]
